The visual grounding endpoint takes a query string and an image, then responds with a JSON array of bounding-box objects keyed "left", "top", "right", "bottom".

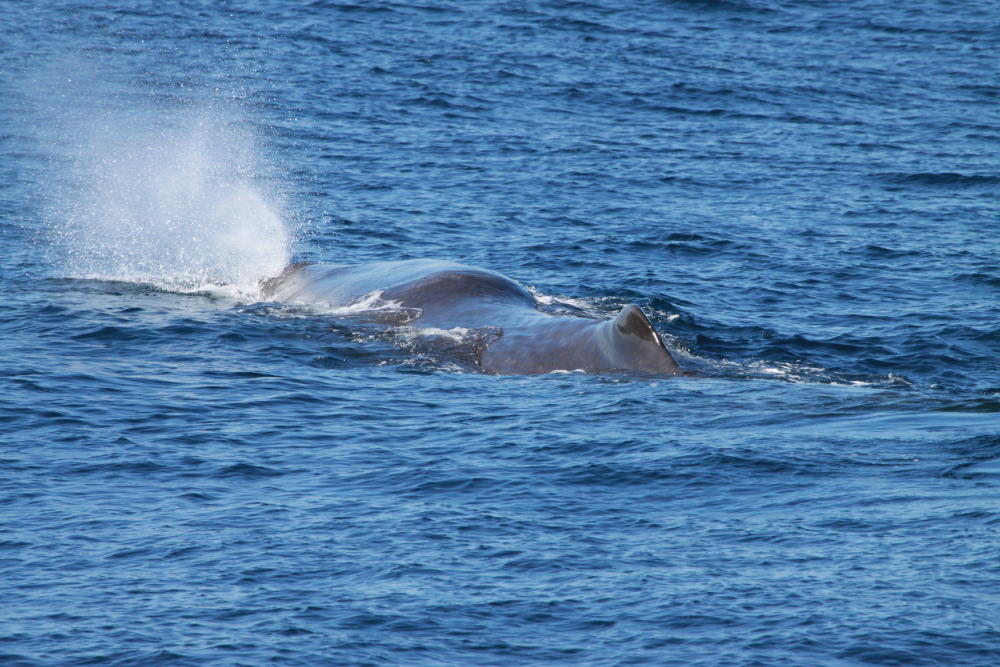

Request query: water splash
[{"left": 39, "top": 69, "right": 291, "bottom": 299}]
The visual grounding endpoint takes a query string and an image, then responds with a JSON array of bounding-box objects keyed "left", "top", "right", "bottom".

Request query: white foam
[
  {"left": 299, "top": 291, "right": 426, "bottom": 325},
  {"left": 395, "top": 326, "right": 473, "bottom": 343},
  {"left": 303, "top": 290, "right": 390, "bottom": 315},
  {"left": 529, "top": 288, "right": 594, "bottom": 312}
]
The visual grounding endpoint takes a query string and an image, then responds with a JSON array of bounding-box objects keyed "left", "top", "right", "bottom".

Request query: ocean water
[{"left": 1, "top": 1, "right": 998, "bottom": 664}]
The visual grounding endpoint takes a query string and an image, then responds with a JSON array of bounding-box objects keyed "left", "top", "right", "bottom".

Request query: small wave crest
[
  {"left": 876, "top": 171, "right": 1000, "bottom": 187},
  {"left": 673, "top": 351, "right": 914, "bottom": 388}
]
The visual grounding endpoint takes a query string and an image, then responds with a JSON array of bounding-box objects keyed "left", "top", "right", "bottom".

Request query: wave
[{"left": 876, "top": 172, "right": 1000, "bottom": 187}]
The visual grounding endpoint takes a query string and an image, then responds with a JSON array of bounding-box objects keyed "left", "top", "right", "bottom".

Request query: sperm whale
[{"left": 261, "top": 259, "right": 680, "bottom": 376}]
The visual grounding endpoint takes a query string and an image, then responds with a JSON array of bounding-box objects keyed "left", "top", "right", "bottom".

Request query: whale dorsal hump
[{"left": 608, "top": 304, "right": 680, "bottom": 375}]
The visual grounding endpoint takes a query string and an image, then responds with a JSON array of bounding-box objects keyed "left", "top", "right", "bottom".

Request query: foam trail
[{"left": 41, "top": 72, "right": 290, "bottom": 299}]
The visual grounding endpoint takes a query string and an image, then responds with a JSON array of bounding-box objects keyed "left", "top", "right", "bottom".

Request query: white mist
[{"left": 44, "top": 79, "right": 291, "bottom": 299}]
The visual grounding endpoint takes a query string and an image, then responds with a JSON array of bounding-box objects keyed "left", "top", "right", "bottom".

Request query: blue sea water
[{"left": 1, "top": 0, "right": 999, "bottom": 664}]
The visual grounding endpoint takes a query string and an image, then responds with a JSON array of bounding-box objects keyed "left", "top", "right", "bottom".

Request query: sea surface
[{"left": 1, "top": 1, "right": 999, "bottom": 665}]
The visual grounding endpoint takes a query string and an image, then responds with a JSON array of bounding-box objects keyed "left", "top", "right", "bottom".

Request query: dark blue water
[{"left": 2, "top": 1, "right": 999, "bottom": 664}]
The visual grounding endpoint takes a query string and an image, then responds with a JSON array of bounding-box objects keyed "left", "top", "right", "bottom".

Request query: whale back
[
  {"left": 478, "top": 303, "right": 679, "bottom": 375},
  {"left": 261, "top": 260, "right": 532, "bottom": 313},
  {"left": 261, "top": 261, "right": 680, "bottom": 376}
]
